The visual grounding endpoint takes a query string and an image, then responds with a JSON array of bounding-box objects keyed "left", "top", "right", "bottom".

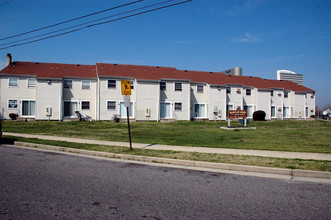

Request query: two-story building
[{"left": 0, "top": 55, "right": 315, "bottom": 121}]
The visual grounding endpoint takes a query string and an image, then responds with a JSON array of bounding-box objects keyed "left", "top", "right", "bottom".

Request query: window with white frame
[
  {"left": 175, "top": 102, "right": 182, "bottom": 111},
  {"left": 8, "top": 99, "right": 18, "bottom": 109},
  {"left": 64, "top": 79, "right": 72, "bottom": 89},
  {"left": 107, "top": 101, "right": 116, "bottom": 110},
  {"left": 9, "top": 77, "right": 18, "bottom": 87},
  {"left": 108, "top": 80, "right": 116, "bottom": 88},
  {"left": 82, "top": 80, "right": 90, "bottom": 90},
  {"left": 131, "top": 80, "right": 134, "bottom": 89},
  {"left": 22, "top": 100, "right": 35, "bottom": 116},
  {"left": 284, "top": 91, "right": 288, "bottom": 98},
  {"left": 175, "top": 82, "right": 182, "bottom": 91},
  {"left": 244, "top": 105, "right": 253, "bottom": 118},
  {"left": 160, "top": 81, "right": 166, "bottom": 90},
  {"left": 270, "top": 90, "right": 274, "bottom": 96},
  {"left": 194, "top": 104, "right": 206, "bottom": 118},
  {"left": 271, "top": 106, "right": 276, "bottom": 118},
  {"left": 81, "top": 101, "right": 90, "bottom": 110},
  {"left": 283, "top": 106, "right": 290, "bottom": 118},
  {"left": 226, "top": 87, "right": 231, "bottom": 94},
  {"left": 197, "top": 85, "right": 203, "bottom": 93},
  {"left": 27, "top": 78, "right": 36, "bottom": 87},
  {"left": 246, "top": 88, "right": 251, "bottom": 96}
]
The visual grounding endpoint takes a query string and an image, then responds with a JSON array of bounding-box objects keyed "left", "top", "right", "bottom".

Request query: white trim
[
  {"left": 118, "top": 101, "right": 135, "bottom": 119},
  {"left": 21, "top": 99, "right": 36, "bottom": 117},
  {"left": 81, "top": 100, "right": 90, "bottom": 110},
  {"left": 81, "top": 80, "right": 91, "bottom": 90},
  {"left": 194, "top": 103, "right": 207, "bottom": 118},
  {"left": 27, "top": 78, "right": 36, "bottom": 88},
  {"left": 160, "top": 101, "right": 172, "bottom": 119},
  {"left": 106, "top": 100, "right": 117, "bottom": 111},
  {"left": 8, "top": 77, "right": 19, "bottom": 87},
  {"left": 8, "top": 98, "right": 18, "bottom": 109}
]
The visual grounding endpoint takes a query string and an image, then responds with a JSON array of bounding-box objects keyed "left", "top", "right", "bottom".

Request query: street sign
[
  {"left": 124, "top": 95, "right": 130, "bottom": 108},
  {"left": 228, "top": 110, "right": 247, "bottom": 118},
  {"left": 121, "top": 80, "right": 131, "bottom": 95}
]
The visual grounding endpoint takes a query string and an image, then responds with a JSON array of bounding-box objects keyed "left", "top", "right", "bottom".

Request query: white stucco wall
[
  {"left": 208, "top": 85, "right": 226, "bottom": 120},
  {"left": 135, "top": 80, "right": 160, "bottom": 121},
  {"left": 293, "top": 93, "right": 306, "bottom": 119},
  {"left": 256, "top": 89, "right": 271, "bottom": 120},
  {"left": 35, "top": 79, "right": 62, "bottom": 120}
]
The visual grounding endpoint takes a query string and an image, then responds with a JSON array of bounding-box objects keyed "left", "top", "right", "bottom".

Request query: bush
[
  {"left": 9, "top": 113, "right": 18, "bottom": 120},
  {"left": 253, "top": 110, "right": 266, "bottom": 121}
]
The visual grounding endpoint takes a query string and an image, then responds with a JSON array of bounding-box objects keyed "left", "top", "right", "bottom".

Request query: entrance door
[
  {"left": 160, "top": 102, "right": 171, "bottom": 119},
  {"left": 64, "top": 101, "right": 78, "bottom": 117},
  {"left": 22, "top": 100, "right": 35, "bottom": 116}
]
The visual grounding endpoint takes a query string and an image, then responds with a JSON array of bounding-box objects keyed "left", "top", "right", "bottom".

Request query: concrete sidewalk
[{"left": 4, "top": 132, "right": 331, "bottom": 161}]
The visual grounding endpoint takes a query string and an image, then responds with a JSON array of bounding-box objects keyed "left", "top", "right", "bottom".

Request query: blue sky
[{"left": 0, "top": 0, "right": 330, "bottom": 107}]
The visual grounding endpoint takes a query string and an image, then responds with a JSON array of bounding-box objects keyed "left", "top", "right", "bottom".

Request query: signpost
[
  {"left": 228, "top": 110, "right": 248, "bottom": 127},
  {"left": 121, "top": 80, "right": 133, "bottom": 150}
]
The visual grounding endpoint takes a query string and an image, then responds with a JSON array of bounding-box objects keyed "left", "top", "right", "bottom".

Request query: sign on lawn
[
  {"left": 228, "top": 110, "right": 247, "bottom": 118},
  {"left": 121, "top": 80, "right": 131, "bottom": 95}
]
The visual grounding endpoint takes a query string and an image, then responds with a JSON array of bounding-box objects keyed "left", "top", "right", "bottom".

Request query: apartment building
[{"left": 0, "top": 55, "right": 315, "bottom": 121}]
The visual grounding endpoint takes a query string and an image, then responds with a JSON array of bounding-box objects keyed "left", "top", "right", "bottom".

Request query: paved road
[{"left": 1, "top": 144, "right": 330, "bottom": 220}]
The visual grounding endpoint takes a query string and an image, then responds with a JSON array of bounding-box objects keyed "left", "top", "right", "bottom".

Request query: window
[
  {"left": 226, "top": 87, "right": 231, "bottom": 94},
  {"left": 81, "top": 101, "right": 90, "bottom": 110},
  {"left": 108, "top": 80, "right": 116, "bottom": 88},
  {"left": 8, "top": 99, "right": 18, "bottom": 109},
  {"left": 284, "top": 91, "right": 288, "bottom": 98},
  {"left": 283, "top": 106, "right": 290, "bottom": 118},
  {"left": 194, "top": 104, "right": 206, "bottom": 118},
  {"left": 82, "top": 80, "right": 90, "bottom": 90},
  {"left": 28, "top": 78, "right": 36, "bottom": 87},
  {"left": 9, "top": 77, "right": 18, "bottom": 87},
  {"left": 197, "top": 85, "right": 203, "bottom": 93},
  {"left": 270, "top": 90, "right": 274, "bottom": 96},
  {"left": 246, "top": 88, "right": 251, "bottom": 96},
  {"left": 160, "top": 82, "right": 166, "bottom": 90},
  {"left": 64, "top": 79, "right": 72, "bottom": 89},
  {"left": 131, "top": 80, "right": 134, "bottom": 89},
  {"left": 107, "top": 101, "right": 116, "bottom": 110},
  {"left": 175, "top": 102, "right": 182, "bottom": 111},
  {"left": 305, "top": 107, "right": 309, "bottom": 118},
  {"left": 271, "top": 106, "right": 276, "bottom": 118},
  {"left": 244, "top": 105, "right": 253, "bottom": 118},
  {"left": 175, "top": 82, "right": 182, "bottom": 91},
  {"left": 22, "top": 100, "right": 35, "bottom": 116}
]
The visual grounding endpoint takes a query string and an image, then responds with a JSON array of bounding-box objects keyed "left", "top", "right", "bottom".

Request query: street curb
[{"left": 13, "top": 141, "right": 331, "bottom": 179}]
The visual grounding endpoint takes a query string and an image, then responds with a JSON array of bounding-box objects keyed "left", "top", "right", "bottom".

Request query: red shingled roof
[
  {"left": 0, "top": 61, "right": 314, "bottom": 92},
  {"left": 0, "top": 61, "right": 96, "bottom": 78}
]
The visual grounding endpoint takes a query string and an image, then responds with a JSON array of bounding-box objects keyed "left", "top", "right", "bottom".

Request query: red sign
[{"left": 228, "top": 110, "right": 247, "bottom": 118}]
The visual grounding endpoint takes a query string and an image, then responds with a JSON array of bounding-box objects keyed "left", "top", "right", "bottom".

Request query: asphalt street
[{"left": 1, "top": 144, "right": 330, "bottom": 219}]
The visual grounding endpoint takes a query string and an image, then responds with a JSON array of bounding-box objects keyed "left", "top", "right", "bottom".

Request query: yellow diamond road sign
[{"left": 121, "top": 80, "right": 131, "bottom": 95}]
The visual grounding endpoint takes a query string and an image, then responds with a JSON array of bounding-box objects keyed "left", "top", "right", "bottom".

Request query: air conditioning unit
[
  {"left": 145, "top": 108, "right": 151, "bottom": 117},
  {"left": 278, "top": 107, "right": 282, "bottom": 111},
  {"left": 46, "top": 107, "right": 52, "bottom": 116},
  {"left": 236, "top": 88, "right": 241, "bottom": 93}
]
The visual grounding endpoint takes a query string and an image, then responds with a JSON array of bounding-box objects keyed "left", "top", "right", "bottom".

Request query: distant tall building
[{"left": 277, "top": 70, "right": 303, "bottom": 85}]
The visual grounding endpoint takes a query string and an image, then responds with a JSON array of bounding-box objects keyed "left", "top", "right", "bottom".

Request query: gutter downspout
[{"left": 96, "top": 65, "right": 100, "bottom": 121}]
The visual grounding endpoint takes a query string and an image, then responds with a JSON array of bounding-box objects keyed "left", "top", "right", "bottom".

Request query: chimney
[{"left": 6, "top": 53, "right": 12, "bottom": 66}]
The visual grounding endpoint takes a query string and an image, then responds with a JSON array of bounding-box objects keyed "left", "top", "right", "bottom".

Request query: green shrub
[
  {"left": 9, "top": 113, "right": 18, "bottom": 120},
  {"left": 253, "top": 110, "right": 266, "bottom": 121}
]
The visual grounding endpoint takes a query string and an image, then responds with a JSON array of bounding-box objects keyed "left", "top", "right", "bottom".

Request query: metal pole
[{"left": 126, "top": 107, "right": 133, "bottom": 150}]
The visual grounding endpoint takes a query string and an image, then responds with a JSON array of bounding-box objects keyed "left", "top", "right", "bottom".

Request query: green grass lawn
[{"left": 2, "top": 120, "right": 331, "bottom": 153}]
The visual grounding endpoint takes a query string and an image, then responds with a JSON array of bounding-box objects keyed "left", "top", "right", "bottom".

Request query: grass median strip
[{"left": 2, "top": 136, "right": 330, "bottom": 172}]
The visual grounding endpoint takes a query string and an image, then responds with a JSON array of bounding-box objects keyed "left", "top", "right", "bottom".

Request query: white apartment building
[{"left": 0, "top": 55, "right": 315, "bottom": 121}]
